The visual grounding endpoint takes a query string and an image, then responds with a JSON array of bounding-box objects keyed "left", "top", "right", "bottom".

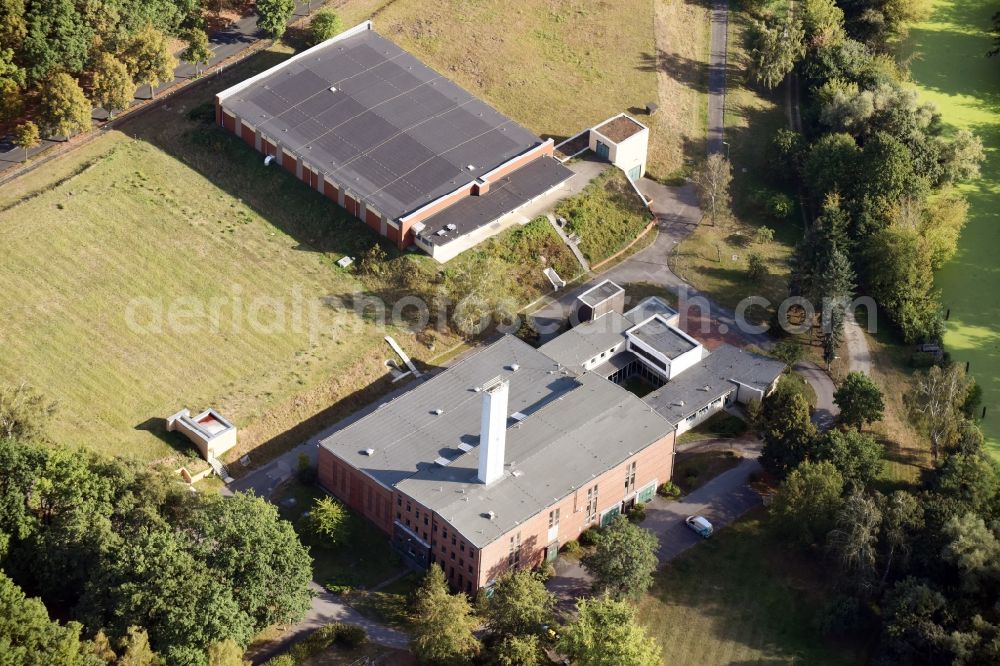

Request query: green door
[
  {"left": 596, "top": 140, "right": 610, "bottom": 160},
  {"left": 600, "top": 506, "right": 621, "bottom": 527}
]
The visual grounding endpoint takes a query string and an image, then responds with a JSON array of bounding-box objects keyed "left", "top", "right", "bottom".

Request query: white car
[{"left": 685, "top": 515, "right": 713, "bottom": 538}]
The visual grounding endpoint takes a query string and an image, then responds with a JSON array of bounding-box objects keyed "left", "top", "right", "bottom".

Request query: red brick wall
[
  {"left": 262, "top": 138, "right": 277, "bottom": 157},
  {"left": 318, "top": 448, "right": 394, "bottom": 534},
  {"left": 344, "top": 193, "right": 358, "bottom": 217},
  {"left": 215, "top": 98, "right": 222, "bottom": 125},
  {"left": 365, "top": 208, "right": 381, "bottom": 231},
  {"left": 222, "top": 111, "right": 236, "bottom": 132},
  {"left": 386, "top": 223, "right": 401, "bottom": 245},
  {"left": 474, "top": 430, "right": 675, "bottom": 588},
  {"left": 323, "top": 180, "right": 339, "bottom": 202}
]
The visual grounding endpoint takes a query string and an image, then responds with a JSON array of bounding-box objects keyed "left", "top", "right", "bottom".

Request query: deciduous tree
[
  {"left": 581, "top": 515, "right": 658, "bottom": 600},
  {"left": 834, "top": 372, "right": 885, "bottom": 428},
  {"left": 759, "top": 383, "right": 816, "bottom": 478},
  {"left": 483, "top": 569, "right": 554, "bottom": 638},
  {"left": 827, "top": 491, "right": 883, "bottom": 592},
  {"left": 21, "top": 0, "right": 93, "bottom": 83},
  {"left": 747, "top": 14, "right": 806, "bottom": 89},
  {"left": 0, "top": 570, "right": 93, "bottom": 665},
  {"left": 771, "top": 460, "right": 844, "bottom": 546},
  {"left": 303, "top": 495, "right": 348, "bottom": 545},
  {"left": 13, "top": 120, "right": 39, "bottom": 162},
  {"left": 692, "top": 153, "right": 732, "bottom": 225},
  {"left": 0, "top": 382, "right": 54, "bottom": 441},
  {"left": 909, "top": 364, "right": 971, "bottom": 461},
  {"left": 182, "top": 28, "right": 212, "bottom": 76},
  {"left": 310, "top": 9, "right": 343, "bottom": 45},
  {"left": 814, "top": 428, "right": 884, "bottom": 489},
  {"left": 496, "top": 634, "right": 542, "bottom": 666},
  {"left": 256, "top": 0, "right": 294, "bottom": 39},
  {"left": 91, "top": 52, "right": 134, "bottom": 118},
  {"left": 38, "top": 72, "right": 91, "bottom": 138},
  {"left": 123, "top": 24, "right": 176, "bottom": 99},
  {"left": 558, "top": 596, "right": 661, "bottom": 666}
]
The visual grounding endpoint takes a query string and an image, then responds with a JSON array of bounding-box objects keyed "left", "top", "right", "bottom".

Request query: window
[
  {"left": 508, "top": 532, "right": 521, "bottom": 567},
  {"left": 423, "top": 516, "right": 429, "bottom": 526},
  {"left": 450, "top": 551, "right": 456, "bottom": 561},
  {"left": 442, "top": 528, "right": 447, "bottom": 539},
  {"left": 585, "top": 484, "right": 599, "bottom": 522},
  {"left": 405, "top": 519, "right": 410, "bottom": 527},
  {"left": 460, "top": 542, "right": 465, "bottom": 553},
  {"left": 396, "top": 512, "right": 401, "bottom": 520},
  {"left": 625, "top": 461, "right": 637, "bottom": 494},
  {"left": 397, "top": 497, "right": 402, "bottom": 507},
  {"left": 406, "top": 501, "right": 411, "bottom": 512},
  {"left": 415, "top": 510, "right": 420, "bottom": 520},
  {"left": 548, "top": 508, "right": 560, "bottom": 528}
]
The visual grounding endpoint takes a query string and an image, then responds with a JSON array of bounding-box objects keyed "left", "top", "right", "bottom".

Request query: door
[
  {"left": 627, "top": 164, "right": 641, "bottom": 181},
  {"left": 545, "top": 542, "right": 558, "bottom": 562},
  {"left": 596, "top": 140, "right": 610, "bottom": 160}
]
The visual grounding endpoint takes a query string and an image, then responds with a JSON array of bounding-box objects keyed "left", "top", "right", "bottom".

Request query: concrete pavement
[
  {"left": 706, "top": 0, "right": 730, "bottom": 156},
  {"left": 794, "top": 360, "right": 839, "bottom": 430}
]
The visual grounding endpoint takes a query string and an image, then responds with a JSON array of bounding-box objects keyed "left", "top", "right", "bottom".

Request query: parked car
[{"left": 685, "top": 515, "right": 713, "bottom": 538}]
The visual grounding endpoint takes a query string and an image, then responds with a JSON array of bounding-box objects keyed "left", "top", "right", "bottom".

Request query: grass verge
[
  {"left": 676, "top": 411, "right": 748, "bottom": 445},
  {"left": 672, "top": 449, "right": 743, "bottom": 494}
]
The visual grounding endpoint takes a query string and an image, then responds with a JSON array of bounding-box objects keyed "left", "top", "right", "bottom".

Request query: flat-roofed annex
[{"left": 218, "top": 25, "right": 543, "bottom": 221}]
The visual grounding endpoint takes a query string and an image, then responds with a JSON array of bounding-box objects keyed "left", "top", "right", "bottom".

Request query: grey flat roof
[
  {"left": 538, "top": 311, "right": 632, "bottom": 368},
  {"left": 220, "top": 28, "right": 542, "bottom": 220},
  {"left": 643, "top": 344, "right": 785, "bottom": 424},
  {"left": 628, "top": 316, "right": 698, "bottom": 359},
  {"left": 578, "top": 280, "right": 624, "bottom": 308},
  {"left": 625, "top": 296, "right": 678, "bottom": 325},
  {"left": 418, "top": 156, "right": 574, "bottom": 246},
  {"left": 319, "top": 335, "right": 672, "bottom": 548}
]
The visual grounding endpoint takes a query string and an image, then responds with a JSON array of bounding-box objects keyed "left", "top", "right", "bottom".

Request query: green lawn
[
  {"left": 671, "top": 449, "right": 742, "bottom": 494},
  {"left": 556, "top": 169, "right": 654, "bottom": 264},
  {"left": 905, "top": 0, "right": 1000, "bottom": 457},
  {"left": 274, "top": 480, "right": 405, "bottom": 590},
  {"left": 676, "top": 411, "right": 748, "bottom": 445},
  {"left": 638, "top": 510, "right": 866, "bottom": 665}
]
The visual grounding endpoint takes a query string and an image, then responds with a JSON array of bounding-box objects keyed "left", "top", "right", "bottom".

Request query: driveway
[
  {"left": 794, "top": 360, "right": 839, "bottom": 430},
  {"left": 547, "top": 441, "right": 763, "bottom": 606}
]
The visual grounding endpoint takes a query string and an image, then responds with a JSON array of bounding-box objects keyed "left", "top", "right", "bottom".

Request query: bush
[
  {"left": 288, "top": 623, "right": 366, "bottom": 661},
  {"left": 561, "top": 539, "right": 581, "bottom": 555},
  {"left": 627, "top": 502, "right": 647, "bottom": 523},
  {"left": 335, "top": 623, "right": 367, "bottom": 648},
  {"left": 537, "top": 560, "right": 556, "bottom": 580},
  {"left": 310, "top": 9, "right": 344, "bottom": 45},
  {"left": 296, "top": 453, "right": 317, "bottom": 484},
  {"left": 746, "top": 252, "right": 767, "bottom": 281},
  {"left": 767, "top": 193, "right": 794, "bottom": 220},
  {"left": 658, "top": 481, "right": 682, "bottom": 498},
  {"left": 579, "top": 526, "right": 603, "bottom": 546},
  {"left": 262, "top": 656, "right": 295, "bottom": 666},
  {"left": 325, "top": 583, "right": 352, "bottom": 595}
]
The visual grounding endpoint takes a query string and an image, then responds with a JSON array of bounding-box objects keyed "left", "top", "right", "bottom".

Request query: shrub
[
  {"left": 579, "top": 526, "right": 603, "bottom": 546},
  {"left": 325, "top": 583, "right": 352, "bottom": 595},
  {"left": 296, "top": 453, "right": 317, "bottom": 484},
  {"left": 746, "top": 251, "right": 767, "bottom": 281},
  {"left": 537, "top": 560, "right": 556, "bottom": 580},
  {"left": 310, "top": 9, "right": 344, "bottom": 45},
  {"left": 335, "top": 623, "right": 367, "bottom": 647},
  {"left": 627, "top": 502, "right": 647, "bottom": 523},
  {"left": 561, "top": 539, "right": 581, "bottom": 555},
  {"left": 262, "top": 656, "right": 295, "bottom": 666},
  {"left": 658, "top": 481, "right": 681, "bottom": 498},
  {"left": 767, "top": 193, "right": 794, "bottom": 220}
]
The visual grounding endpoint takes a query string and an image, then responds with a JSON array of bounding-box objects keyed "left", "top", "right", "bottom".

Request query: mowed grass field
[
  {"left": 0, "top": 49, "right": 436, "bottom": 464},
  {"left": 906, "top": 0, "right": 1000, "bottom": 456},
  {"left": 638, "top": 510, "right": 865, "bottom": 665}
]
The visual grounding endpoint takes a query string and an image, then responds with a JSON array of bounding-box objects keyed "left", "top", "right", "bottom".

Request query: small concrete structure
[
  {"left": 166, "top": 408, "right": 237, "bottom": 460},
  {"left": 589, "top": 113, "right": 649, "bottom": 182}
]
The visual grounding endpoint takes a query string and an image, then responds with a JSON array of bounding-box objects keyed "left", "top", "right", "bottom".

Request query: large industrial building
[
  {"left": 317, "top": 280, "right": 784, "bottom": 592},
  {"left": 215, "top": 21, "right": 574, "bottom": 261}
]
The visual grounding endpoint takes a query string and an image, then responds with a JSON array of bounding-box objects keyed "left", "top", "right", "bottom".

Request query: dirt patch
[
  {"left": 594, "top": 115, "right": 644, "bottom": 143},
  {"left": 555, "top": 132, "right": 590, "bottom": 160}
]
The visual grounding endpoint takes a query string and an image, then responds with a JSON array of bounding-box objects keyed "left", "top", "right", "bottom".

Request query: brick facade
[{"left": 317, "top": 429, "right": 675, "bottom": 593}]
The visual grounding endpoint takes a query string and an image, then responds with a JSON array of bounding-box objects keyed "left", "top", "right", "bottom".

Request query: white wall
[
  {"left": 666, "top": 344, "right": 703, "bottom": 380},
  {"left": 674, "top": 394, "right": 730, "bottom": 436}
]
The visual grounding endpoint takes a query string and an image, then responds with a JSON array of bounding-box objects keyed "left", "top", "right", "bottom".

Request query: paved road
[
  {"left": 0, "top": 0, "right": 320, "bottom": 168},
  {"left": 794, "top": 360, "right": 839, "bottom": 430},
  {"left": 530, "top": 178, "right": 774, "bottom": 352},
  {"left": 547, "top": 440, "right": 764, "bottom": 606},
  {"left": 706, "top": 0, "right": 730, "bottom": 156},
  {"left": 844, "top": 310, "right": 873, "bottom": 375}
]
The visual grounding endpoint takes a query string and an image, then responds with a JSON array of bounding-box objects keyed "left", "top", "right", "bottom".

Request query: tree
[
  {"left": 881, "top": 578, "right": 950, "bottom": 663},
  {"left": 483, "top": 569, "right": 554, "bottom": 638},
  {"left": 938, "top": 129, "right": 985, "bottom": 185},
  {"left": 827, "top": 491, "right": 882, "bottom": 592},
  {"left": 909, "top": 364, "right": 972, "bottom": 461},
  {"left": 990, "top": 10, "right": 1000, "bottom": 57},
  {"left": 814, "top": 428, "right": 884, "bottom": 489},
  {"left": 747, "top": 14, "right": 806, "bottom": 89},
  {"left": 182, "top": 28, "right": 212, "bottom": 76},
  {"left": 558, "top": 596, "right": 662, "bottom": 666},
  {"left": 13, "top": 121, "right": 39, "bottom": 162},
  {"left": 0, "top": 76, "right": 22, "bottom": 124},
  {"left": 207, "top": 639, "right": 249, "bottom": 666},
  {"left": 0, "top": 382, "right": 54, "bottom": 441},
  {"left": 0, "top": 570, "right": 93, "bottom": 665},
  {"left": 256, "top": 0, "right": 295, "bottom": 39},
  {"left": 309, "top": 9, "right": 343, "bottom": 45},
  {"left": 933, "top": 453, "right": 1000, "bottom": 517},
  {"left": 754, "top": 226, "right": 775, "bottom": 244},
  {"left": 746, "top": 251, "right": 767, "bottom": 281},
  {"left": 303, "top": 495, "right": 348, "bottom": 545},
  {"left": 879, "top": 490, "right": 923, "bottom": 584},
  {"left": 692, "top": 153, "right": 732, "bottom": 225},
  {"left": 941, "top": 512, "right": 1000, "bottom": 593},
  {"left": 771, "top": 339, "right": 804, "bottom": 367},
  {"left": 411, "top": 565, "right": 480, "bottom": 665},
  {"left": 20, "top": 0, "right": 93, "bottom": 83},
  {"left": 759, "top": 384, "right": 817, "bottom": 478},
  {"left": 772, "top": 460, "right": 844, "bottom": 547},
  {"left": 38, "top": 72, "right": 91, "bottom": 138},
  {"left": 118, "top": 626, "right": 158, "bottom": 666},
  {"left": 496, "top": 635, "right": 542, "bottom": 666},
  {"left": 91, "top": 53, "right": 134, "bottom": 118},
  {"left": 804, "top": 133, "right": 860, "bottom": 202},
  {"left": 802, "top": 0, "right": 845, "bottom": 47},
  {"left": 89, "top": 630, "right": 116, "bottom": 663},
  {"left": 581, "top": 515, "right": 658, "bottom": 600},
  {"left": 834, "top": 372, "right": 885, "bottom": 428},
  {"left": 123, "top": 24, "right": 176, "bottom": 99}
]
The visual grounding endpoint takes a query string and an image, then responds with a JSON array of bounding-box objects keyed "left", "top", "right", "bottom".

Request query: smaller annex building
[{"left": 215, "top": 20, "right": 574, "bottom": 261}]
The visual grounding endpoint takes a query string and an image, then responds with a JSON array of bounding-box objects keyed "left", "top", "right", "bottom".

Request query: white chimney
[{"left": 477, "top": 376, "right": 509, "bottom": 485}]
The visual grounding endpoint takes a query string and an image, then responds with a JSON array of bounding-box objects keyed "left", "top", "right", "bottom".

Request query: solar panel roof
[{"left": 220, "top": 27, "right": 543, "bottom": 220}]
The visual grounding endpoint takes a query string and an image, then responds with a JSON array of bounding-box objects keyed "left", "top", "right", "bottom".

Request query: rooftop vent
[
  {"left": 433, "top": 408, "right": 443, "bottom": 415},
  {"left": 509, "top": 363, "right": 520, "bottom": 372},
  {"left": 328, "top": 86, "right": 337, "bottom": 92},
  {"left": 364, "top": 448, "right": 375, "bottom": 456},
  {"left": 434, "top": 457, "right": 451, "bottom": 467},
  {"left": 510, "top": 411, "right": 527, "bottom": 422},
  {"left": 486, "top": 510, "right": 496, "bottom": 520},
  {"left": 446, "top": 223, "right": 457, "bottom": 231},
  {"left": 457, "top": 442, "right": 474, "bottom": 453},
  {"left": 466, "top": 164, "right": 475, "bottom": 170},
  {"left": 512, "top": 470, "right": 524, "bottom": 477}
]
